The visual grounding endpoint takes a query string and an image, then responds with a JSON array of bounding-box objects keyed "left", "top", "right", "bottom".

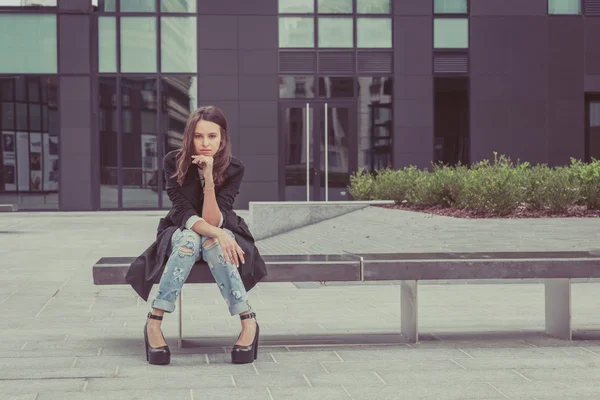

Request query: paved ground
[{"left": 1, "top": 207, "right": 600, "bottom": 399}]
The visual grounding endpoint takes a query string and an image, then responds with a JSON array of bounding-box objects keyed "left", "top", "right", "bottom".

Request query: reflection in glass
[
  {"left": 161, "top": 17, "right": 197, "bottom": 73},
  {"left": 318, "top": 77, "right": 354, "bottom": 98},
  {"left": 103, "top": 0, "right": 116, "bottom": 11},
  {"left": 434, "top": 18, "right": 469, "bottom": 48},
  {"left": 357, "top": 18, "right": 392, "bottom": 48},
  {"left": 99, "top": 78, "right": 118, "bottom": 209},
  {"left": 358, "top": 77, "right": 393, "bottom": 171},
  {"left": 357, "top": 0, "right": 391, "bottom": 13},
  {"left": 320, "top": 106, "right": 350, "bottom": 194},
  {"left": 0, "top": 76, "right": 59, "bottom": 209},
  {"left": 318, "top": 0, "right": 352, "bottom": 13},
  {"left": 121, "top": 17, "right": 157, "bottom": 73},
  {"left": 99, "top": 17, "right": 117, "bottom": 73},
  {"left": 434, "top": 0, "right": 467, "bottom": 13},
  {"left": 279, "top": 17, "right": 314, "bottom": 48},
  {"left": 549, "top": 0, "right": 580, "bottom": 14},
  {"left": 121, "top": 0, "right": 156, "bottom": 12},
  {"left": 279, "top": 0, "right": 314, "bottom": 13},
  {"left": 589, "top": 102, "right": 600, "bottom": 161},
  {"left": 318, "top": 18, "right": 353, "bottom": 48},
  {"left": 279, "top": 76, "right": 315, "bottom": 99},
  {"left": 120, "top": 78, "right": 159, "bottom": 208},
  {"left": 283, "top": 106, "right": 314, "bottom": 200},
  {"left": 0, "top": 15, "right": 57, "bottom": 73},
  {"left": 161, "top": 76, "right": 197, "bottom": 208},
  {"left": 161, "top": 0, "right": 196, "bottom": 12}
]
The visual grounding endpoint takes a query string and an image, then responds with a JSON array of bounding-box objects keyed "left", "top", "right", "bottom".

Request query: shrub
[
  {"left": 347, "top": 168, "right": 374, "bottom": 200},
  {"left": 571, "top": 158, "right": 600, "bottom": 209}
]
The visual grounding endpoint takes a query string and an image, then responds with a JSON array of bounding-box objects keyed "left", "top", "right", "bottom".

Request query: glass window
[
  {"left": 318, "top": 77, "right": 354, "bottom": 98},
  {"left": 0, "top": 0, "right": 57, "bottom": 5},
  {"left": 434, "top": 0, "right": 468, "bottom": 14},
  {"left": 28, "top": 79, "right": 40, "bottom": 103},
  {"left": 318, "top": 18, "right": 353, "bottom": 48},
  {"left": 0, "top": 15, "right": 57, "bottom": 74},
  {"left": 161, "top": 0, "right": 196, "bottom": 12},
  {"left": 548, "top": 0, "right": 581, "bottom": 14},
  {"left": 318, "top": 0, "right": 352, "bottom": 13},
  {"left": 279, "top": 17, "right": 315, "bottom": 48},
  {"left": 279, "top": 0, "right": 314, "bottom": 13},
  {"left": 357, "top": 18, "right": 392, "bottom": 48},
  {"left": 161, "top": 17, "right": 197, "bottom": 73},
  {"left": 103, "top": 0, "right": 116, "bottom": 11},
  {"left": 99, "top": 17, "right": 117, "bottom": 73},
  {"left": 358, "top": 77, "right": 393, "bottom": 171},
  {"left": 161, "top": 76, "right": 197, "bottom": 208},
  {"left": 0, "top": 76, "right": 59, "bottom": 207},
  {"left": 120, "top": 77, "right": 159, "bottom": 208},
  {"left": 434, "top": 18, "right": 468, "bottom": 48},
  {"left": 121, "top": 0, "right": 156, "bottom": 12},
  {"left": 279, "top": 76, "right": 316, "bottom": 98},
  {"left": 121, "top": 17, "right": 157, "bottom": 73},
  {"left": 357, "top": 0, "right": 391, "bottom": 13},
  {"left": 99, "top": 77, "right": 118, "bottom": 209}
]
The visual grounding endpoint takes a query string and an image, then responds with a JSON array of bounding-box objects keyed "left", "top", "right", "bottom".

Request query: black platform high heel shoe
[
  {"left": 231, "top": 312, "right": 259, "bottom": 364},
  {"left": 144, "top": 312, "right": 171, "bottom": 365}
]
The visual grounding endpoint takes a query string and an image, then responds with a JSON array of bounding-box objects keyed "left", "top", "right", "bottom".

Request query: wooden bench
[{"left": 93, "top": 250, "right": 600, "bottom": 346}]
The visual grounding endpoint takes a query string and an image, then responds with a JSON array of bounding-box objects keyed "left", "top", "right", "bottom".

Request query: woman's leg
[
  {"left": 146, "top": 228, "right": 201, "bottom": 348},
  {"left": 201, "top": 229, "right": 256, "bottom": 346}
]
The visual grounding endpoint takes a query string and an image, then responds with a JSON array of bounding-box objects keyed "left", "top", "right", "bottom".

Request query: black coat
[{"left": 125, "top": 150, "right": 267, "bottom": 302}]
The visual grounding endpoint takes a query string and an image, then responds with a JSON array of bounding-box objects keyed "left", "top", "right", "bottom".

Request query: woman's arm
[{"left": 201, "top": 172, "right": 222, "bottom": 226}]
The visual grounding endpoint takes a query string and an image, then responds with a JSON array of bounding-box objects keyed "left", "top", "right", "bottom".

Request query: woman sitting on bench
[{"left": 126, "top": 105, "right": 267, "bottom": 365}]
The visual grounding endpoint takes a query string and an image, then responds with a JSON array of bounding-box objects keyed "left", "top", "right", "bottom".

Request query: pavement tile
[
  {"left": 36, "top": 390, "right": 191, "bottom": 400},
  {"left": 231, "top": 374, "right": 310, "bottom": 388},
  {"left": 85, "top": 375, "right": 234, "bottom": 391},
  {"left": 344, "top": 383, "right": 510, "bottom": 399},
  {"left": 0, "top": 379, "right": 85, "bottom": 396},
  {"left": 267, "top": 387, "right": 351, "bottom": 399}
]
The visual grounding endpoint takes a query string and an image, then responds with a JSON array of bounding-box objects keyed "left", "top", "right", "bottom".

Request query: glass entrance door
[
  {"left": 279, "top": 101, "right": 356, "bottom": 201},
  {"left": 586, "top": 96, "right": 600, "bottom": 162}
]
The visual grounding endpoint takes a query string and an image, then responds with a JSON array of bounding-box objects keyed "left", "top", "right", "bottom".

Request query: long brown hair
[{"left": 172, "top": 105, "right": 232, "bottom": 187}]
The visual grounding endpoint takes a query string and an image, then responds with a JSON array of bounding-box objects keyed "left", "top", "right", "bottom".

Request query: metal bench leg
[
  {"left": 178, "top": 289, "right": 183, "bottom": 348},
  {"left": 545, "top": 278, "right": 572, "bottom": 340},
  {"left": 401, "top": 280, "right": 418, "bottom": 343}
]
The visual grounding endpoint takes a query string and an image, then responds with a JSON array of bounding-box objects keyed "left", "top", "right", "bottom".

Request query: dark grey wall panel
[
  {"left": 547, "top": 18, "right": 585, "bottom": 165},
  {"left": 59, "top": 14, "right": 90, "bottom": 74},
  {"left": 393, "top": 0, "right": 431, "bottom": 15},
  {"left": 239, "top": 50, "right": 278, "bottom": 74},
  {"left": 197, "top": 50, "right": 238, "bottom": 74},
  {"left": 585, "top": 20, "right": 600, "bottom": 75},
  {"left": 393, "top": 13, "right": 433, "bottom": 169},
  {"left": 471, "top": 0, "right": 546, "bottom": 16},
  {"left": 469, "top": 18, "right": 511, "bottom": 75},
  {"left": 238, "top": 0, "right": 277, "bottom": 15},
  {"left": 198, "top": 75, "right": 238, "bottom": 100},
  {"left": 239, "top": 76, "right": 278, "bottom": 101},
  {"left": 585, "top": 75, "right": 600, "bottom": 91},
  {"left": 239, "top": 127, "right": 278, "bottom": 154},
  {"left": 239, "top": 101, "right": 278, "bottom": 127},
  {"left": 395, "top": 74, "right": 433, "bottom": 99},
  {"left": 394, "top": 17, "right": 431, "bottom": 74},
  {"left": 197, "top": 0, "right": 241, "bottom": 15},
  {"left": 238, "top": 16, "right": 278, "bottom": 49},
  {"left": 237, "top": 181, "right": 278, "bottom": 205},
  {"left": 59, "top": 0, "right": 91, "bottom": 11},
  {"left": 237, "top": 154, "right": 278, "bottom": 181},
  {"left": 59, "top": 76, "right": 92, "bottom": 210},
  {"left": 198, "top": 16, "right": 238, "bottom": 49}
]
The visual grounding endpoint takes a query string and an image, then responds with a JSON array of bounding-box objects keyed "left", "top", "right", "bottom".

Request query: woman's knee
[{"left": 173, "top": 229, "right": 202, "bottom": 257}]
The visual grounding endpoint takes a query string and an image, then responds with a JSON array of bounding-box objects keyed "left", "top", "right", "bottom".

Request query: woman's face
[{"left": 193, "top": 119, "right": 222, "bottom": 157}]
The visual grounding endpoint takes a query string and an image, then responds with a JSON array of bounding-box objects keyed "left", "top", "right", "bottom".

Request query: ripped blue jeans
[{"left": 152, "top": 228, "right": 251, "bottom": 316}]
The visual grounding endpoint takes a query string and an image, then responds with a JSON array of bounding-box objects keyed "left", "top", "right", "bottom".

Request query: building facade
[{"left": 0, "top": 0, "right": 599, "bottom": 211}]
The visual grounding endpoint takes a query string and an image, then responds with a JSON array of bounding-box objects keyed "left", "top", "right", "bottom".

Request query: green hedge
[{"left": 348, "top": 153, "right": 600, "bottom": 215}]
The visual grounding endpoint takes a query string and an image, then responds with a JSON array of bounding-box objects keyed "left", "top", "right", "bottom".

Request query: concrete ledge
[
  {"left": 0, "top": 204, "right": 17, "bottom": 212},
  {"left": 248, "top": 200, "right": 394, "bottom": 241}
]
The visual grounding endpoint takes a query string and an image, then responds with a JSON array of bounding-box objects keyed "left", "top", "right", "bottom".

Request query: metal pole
[
  {"left": 324, "top": 103, "right": 328, "bottom": 202},
  {"left": 306, "top": 103, "right": 310, "bottom": 202}
]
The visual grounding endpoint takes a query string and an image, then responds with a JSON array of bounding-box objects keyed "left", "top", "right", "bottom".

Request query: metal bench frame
[{"left": 93, "top": 250, "right": 600, "bottom": 347}]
